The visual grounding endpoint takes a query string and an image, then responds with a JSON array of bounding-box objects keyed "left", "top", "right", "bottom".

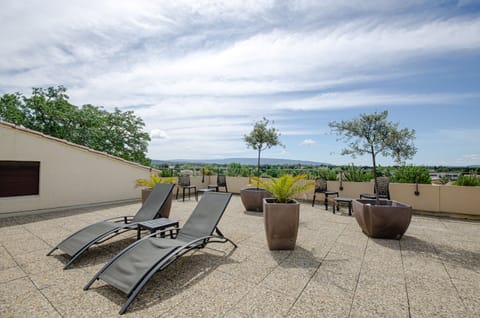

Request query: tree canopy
[
  {"left": 329, "top": 110, "right": 417, "bottom": 197},
  {"left": 0, "top": 86, "right": 151, "bottom": 166},
  {"left": 244, "top": 117, "right": 283, "bottom": 179}
]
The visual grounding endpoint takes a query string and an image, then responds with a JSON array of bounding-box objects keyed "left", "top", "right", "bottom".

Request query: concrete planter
[
  {"left": 263, "top": 198, "right": 300, "bottom": 250},
  {"left": 141, "top": 188, "right": 151, "bottom": 204},
  {"left": 240, "top": 187, "right": 272, "bottom": 212},
  {"left": 141, "top": 188, "right": 173, "bottom": 218},
  {"left": 353, "top": 199, "right": 412, "bottom": 239}
]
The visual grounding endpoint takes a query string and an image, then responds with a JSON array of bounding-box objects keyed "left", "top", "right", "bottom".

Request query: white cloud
[
  {"left": 1, "top": 1, "right": 479, "bottom": 164},
  {"left": 300, "top": 139, "right": 316, "bottom": 146},
  {"left": 150, "top": 129, "right": 169, "bottom": 139},
  {"left": 460, "top": 154, "right": 480, "bottom": 161},
  {"left": 274, "top": 91, "right": 479, "bottom": 111}
]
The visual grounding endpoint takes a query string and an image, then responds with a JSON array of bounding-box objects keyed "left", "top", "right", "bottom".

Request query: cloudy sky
[{"left": 1, "top": 0, "right": 480, "bottom": 166}]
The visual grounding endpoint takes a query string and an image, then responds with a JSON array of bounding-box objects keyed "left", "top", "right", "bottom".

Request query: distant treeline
[
  {"left": 156, "top": 163, "right": 480, "bottom": 185},
  {"left": 153, "top": 162, "right": 478, "bottom": 185}
]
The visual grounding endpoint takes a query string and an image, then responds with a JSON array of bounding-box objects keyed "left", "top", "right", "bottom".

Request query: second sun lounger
[{"left": 84, "top": 191, "right": 236, "bottom": 314}]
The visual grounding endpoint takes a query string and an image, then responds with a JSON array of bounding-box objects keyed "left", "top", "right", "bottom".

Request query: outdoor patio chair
[
  {"left": 360, "top": 176, "right": 390, "bottom": 200},
  {"left": 176, "top": 175, "right": 197, "bottom": 201},
  {"left": 85, "top": 192, "right": 236, "bottom": 315},
  {"left": 312, "top": 178, "right": 327, "bottom": 206},
  {"left": 208, "top": 174, "right": 228, "bottom": 192},
  {"left": 47, "top": 183, "right": 175, "bottom": 269},
  {"left": 312, "top": 178, "right": 338, "bottom": 208}
]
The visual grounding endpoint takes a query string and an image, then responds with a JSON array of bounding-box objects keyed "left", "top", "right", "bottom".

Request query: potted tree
[
  {"left": 329, "top": 111, "right": 417, "bottom": 239},
  {"left": 241, "top": 117, "right": 283, "bottom": 212},
  {"left": 135, "top": 174, "right": 176, "bottom": 218},
  {"left": 252, "top": 174, "right": 313, "bottom": 250}
]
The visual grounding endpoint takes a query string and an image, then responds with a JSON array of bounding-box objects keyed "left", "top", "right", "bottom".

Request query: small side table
[
  {"left": 333, "top": 197, "right": 353, "bottom": 216},
  {"left": 324, "top": 191, "right": 339, "bottom": 210},
  {"left": 136, "top": 218, "right": 179, "bottom": 239},
  {"left": 198, "top": 188, "right": 215, "bottom": 197}
]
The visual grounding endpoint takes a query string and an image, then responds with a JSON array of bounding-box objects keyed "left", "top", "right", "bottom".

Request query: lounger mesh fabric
[
  {"left": 97, "top": 192, "right": 232, "bottom": 295},
  {"left": 57, "top": 222, "right": 124, "bottom": 256},
  {"left": 86, "top": 192, "right": 234, "bottom": 314},
  {"left": 49, "top": 183, "right": 174, "bottom": 266}
]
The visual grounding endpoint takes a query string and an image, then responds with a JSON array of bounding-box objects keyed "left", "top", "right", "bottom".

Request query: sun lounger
[
  {"left": 84, "top": 191, "right": 236, "bottom": 314},
  {"left": 47, "top": 183, "right": 174, "bottom": 269}
]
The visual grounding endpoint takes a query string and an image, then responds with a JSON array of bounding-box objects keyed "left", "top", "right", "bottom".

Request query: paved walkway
[{"left": 1, "top": 195, "right": 479, "bottom": 317}]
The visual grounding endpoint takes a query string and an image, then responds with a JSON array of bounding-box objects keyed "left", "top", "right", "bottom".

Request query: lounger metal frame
[
  {"left": 47, "top": 183, "right": 174, "bottom": 269},
  {"left": 85, "top": 227, "right": 236, "bottom": 314},
  {"left": 47, "top": 216, "right": 139, "bottom": 269},
  {"left": 84, "top": 192, "right": 236, "bottom": 314}
]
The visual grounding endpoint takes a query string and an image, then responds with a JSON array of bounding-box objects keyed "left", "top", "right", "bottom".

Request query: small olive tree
[
  {"left": 329, "top": 110, "right": 417, "bottom": 199},
  {"left": 244, "top": 117, "right": 283, "bottom": 186}
]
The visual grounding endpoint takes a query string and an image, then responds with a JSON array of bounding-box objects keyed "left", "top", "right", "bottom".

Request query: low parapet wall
[{"left": 190, "top": 176, "right": 480, "bottom": 218}]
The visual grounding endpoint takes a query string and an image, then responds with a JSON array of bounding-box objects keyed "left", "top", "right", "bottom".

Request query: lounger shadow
[
  {"left": 84, "top": 192, "right": 237, "bottom": 315},
  {"left": 47, "top": 183, "right": 174, "bottom": 269}
]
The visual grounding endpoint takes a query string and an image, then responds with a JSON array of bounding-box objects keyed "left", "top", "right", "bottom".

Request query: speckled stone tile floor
[{"left": 1, "top": 195, "right": 479, "bottom": 317}]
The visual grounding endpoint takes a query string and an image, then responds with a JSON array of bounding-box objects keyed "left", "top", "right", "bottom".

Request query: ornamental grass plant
[{"left": 250, "top": 174, "right": 314, "bottom": 203}]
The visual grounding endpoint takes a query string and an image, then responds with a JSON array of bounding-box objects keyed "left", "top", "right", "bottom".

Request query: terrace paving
[{"left": 0, "top": 195, "right": 479, "bottom": 317}]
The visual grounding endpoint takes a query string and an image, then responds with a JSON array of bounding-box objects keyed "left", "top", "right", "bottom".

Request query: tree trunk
[
  {"left": 256, "top": 148, "right": 261, "bottom": 189},
  {"left": 371, "top": 147, "right": 379, "bottom": 204}
]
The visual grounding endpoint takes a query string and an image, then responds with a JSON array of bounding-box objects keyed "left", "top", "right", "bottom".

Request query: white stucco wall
[{"left": 0, "top": 122, "right": 151, "bottom": 216}]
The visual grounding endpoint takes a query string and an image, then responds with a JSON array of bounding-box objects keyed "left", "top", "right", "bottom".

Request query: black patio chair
[
  {"left": 312, "top": 178, "right": 338, "bottom": 209},
  {"left": 208, "top": 174, "right": 228, "bottom": 192},
  {"left": 176, "top": 175, "right": 197, "bottom": 201},
  {"left": 360, "top": 176, "right": 390, "bottom": 200},
  {"left": 85, "top": 192, "right": 236, "bottom": 315},
  {"left": 47, "top": 183, "right": 174, "bottom": 269}
]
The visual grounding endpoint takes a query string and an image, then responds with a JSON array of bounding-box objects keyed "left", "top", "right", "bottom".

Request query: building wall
[{"left": 0, "top": 122, "right": 151, "bottom": 216}]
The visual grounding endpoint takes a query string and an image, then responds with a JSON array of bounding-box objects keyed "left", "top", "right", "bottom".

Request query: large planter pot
[
  {"left": 141, "top": 188, "right": 152, "bottom": 204},
  {"left": 240, "top": 187, "right": 272, "bottom": 212},
  {"left": 353, "top": 199, "right": 412, "bottom": 239},
  {"left": 263, "top": 198, "right": 300, "bottom": 250},
  {"left": 141, "top": 188, "right": 173, "bottom": 218}
]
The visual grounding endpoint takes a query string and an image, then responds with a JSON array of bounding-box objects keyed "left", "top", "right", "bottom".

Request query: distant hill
[{"left": 152, "top": 157, "right": 331, "bottom": 166}]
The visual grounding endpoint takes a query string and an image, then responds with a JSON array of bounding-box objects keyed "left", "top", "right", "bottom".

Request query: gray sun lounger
[
  {"left": 47, "top": 183, "right": 174, "bottom": 269},
  {"left": 84, "top": 191, "right": 236, "bottom": 315}
]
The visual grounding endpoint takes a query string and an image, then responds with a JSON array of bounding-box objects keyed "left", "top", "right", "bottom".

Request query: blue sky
[{"left": 1, "top": 1, "right": 479, "bottom": 166}]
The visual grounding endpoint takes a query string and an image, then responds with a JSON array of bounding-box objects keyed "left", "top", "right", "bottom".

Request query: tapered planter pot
[
  {"left": 263, "top": 198, "right": 300, "bottom": 250},
  {"left": 141, "top": 189, "right": 151, "bottom": 204},
  {"left": 240, "top": 187, "right": 272, "bottom": 212},
  {"left": 141, "top": 188, "right": 173, "bottom": 218},
  {"left": 353, "top": 199, "right": 412, "bottom": 239}
]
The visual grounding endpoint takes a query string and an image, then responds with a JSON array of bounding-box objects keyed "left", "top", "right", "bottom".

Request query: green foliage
[
  {"left": 135, "top": 174, "right": 176, "bottom": 188},
  {"left": 311, "top": 167, "right": 338, "bottom": 180},
  {"left": 250, "top": 174, "right": 314, "bottom": 203},
  {"left": 329, "top": 110, "right": 417, "bottom": 175},
  {"left": 226, "top": 163, "right": 256, "bottom": 177},
  {"left": 0, "top": 93, "right": 25, "bottom": 125},
  {"left": 341, "top": 164, "right": 373, "bottom": 182},
  {"left": 244, "top": 117, "right": 283, "bottom": 183},
  {"left": 0, "top": 86, "right": 151, "bottom": 166},
  {"left": 202, "top": 165, "right": 216, "bottom": 176},
  {"left": 391, "top": 165, "right": 431, "bottom": 184},
  {"left": 160, "top": 169, "right": 175, "bottom": 177},
  {"left": 329, "top": 111, "right": 417, "bottom": 166},
  {"left": 330, "top": 110, "right": 416, "bottom": 196},
  {"left": 453, "top": 173, "right": 480, "bottom": 187}
]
